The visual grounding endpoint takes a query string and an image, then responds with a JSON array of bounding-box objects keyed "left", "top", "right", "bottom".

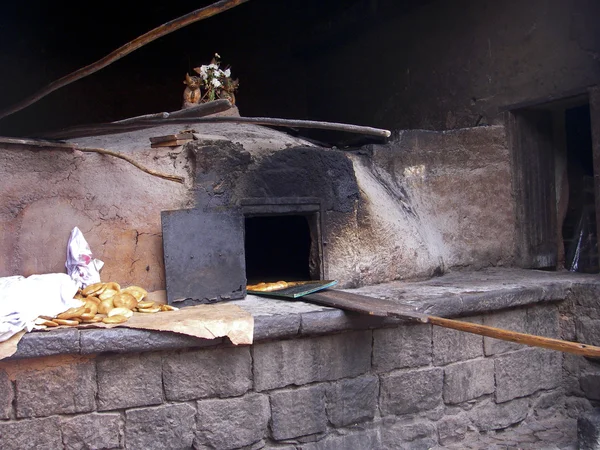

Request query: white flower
[
  {"left": 224, "top": 68, "right": 231, "bottom": 77},
  {"left": 215, "top": 53, "right": 221, "bottom": 58},
  {"left": 208, "top": 64, "right": 219, "bottom": 70},
  {"left": 211, "top": 78, "right": 222, "bottom": 88},
  {"left": 198, "top": 66, "right": 208, "bottom": 80}
]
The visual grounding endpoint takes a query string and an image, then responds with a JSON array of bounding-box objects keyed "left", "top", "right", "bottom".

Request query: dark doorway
[
  {"left": 244, "top": 215, "right": 312, "bottom": 284},
  {"left": 562, "top": 104, "right": 598, "bottom": 272}
]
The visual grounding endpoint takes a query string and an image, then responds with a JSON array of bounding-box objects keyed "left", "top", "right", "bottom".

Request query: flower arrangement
[{"left": 193, "top": 53, "right": 239, "bottom": 105}]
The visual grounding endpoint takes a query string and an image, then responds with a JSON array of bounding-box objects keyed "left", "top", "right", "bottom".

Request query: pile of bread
[{"left": 34, "top": 282, "right": 177, "bottom": 328}]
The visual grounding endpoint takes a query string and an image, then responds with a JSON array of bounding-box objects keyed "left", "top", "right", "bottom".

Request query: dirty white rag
[{"left": 0, "top": 273, "right": 81, "bottom": 342}]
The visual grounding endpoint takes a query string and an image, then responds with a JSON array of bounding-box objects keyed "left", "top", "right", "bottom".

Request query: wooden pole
[
  {"left": 0, "top": 0, "right": 249, "bottom": 120},
  {"left": 427, "top": 315, "right": 600, "bottom": 358},
  {"left": 305, "top": 289, "right": 600, "bottom": 358}
]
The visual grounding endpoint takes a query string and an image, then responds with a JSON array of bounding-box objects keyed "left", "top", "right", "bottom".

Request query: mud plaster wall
[
  {"left": 346, "top": 124, "right": 515, "bottom": 286},
  {"left": 305, "top": 0, "right": 600, "bottom": 131},
  {"left": 0, "top": 124, "right": 514, "bottom": 290},
  {"left": 0, "top": 144, "right": 193, "bottom": 291}
]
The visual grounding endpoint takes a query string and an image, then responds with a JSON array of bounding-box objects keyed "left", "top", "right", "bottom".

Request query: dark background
[{"left": 0, "top": 0, "right": 598, "bottom": 136}]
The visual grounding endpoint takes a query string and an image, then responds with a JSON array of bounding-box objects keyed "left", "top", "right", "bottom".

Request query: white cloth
[
  {"left": 0, "top": 273, "right": 80, "bottom": 342},
  {"left": 65, "top": 227, "right": 104, "bottom": 289}
]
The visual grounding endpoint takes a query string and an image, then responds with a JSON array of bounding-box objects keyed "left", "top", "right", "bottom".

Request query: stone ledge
[{"left": 8, "top": 268, "right": 600, "bottom": 360}]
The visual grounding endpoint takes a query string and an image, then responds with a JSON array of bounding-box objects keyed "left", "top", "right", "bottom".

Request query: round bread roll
[
  {"left": 57, "top": 306, "right": 86, "bottom": 320},
  {"left": 82, "top": 315, "right": 104, "bottom": 323},
  {"left": 82, "top": 282, "right": 104, "bottom": 296},
  {"left": 99, "top": 289, "right": 118, "bottom": 301},
  {"left": 98, "top": 298, "right": 115, "bottom": 315},
  {"left": 102, "top": 315, "right": 128, "bottom": 324},
  {"left": 54, "top": 318, "right": 79, "bottom": 326},
  {"left": 108, "top": 307, "right": 133, "bottom": 319},
  {"left": 137, "top": 300, "right": 155, "bottom": 309},
  {"left": 137, "top": 306, "right": 161, "bottom": 313},
  {"left": 122, "top": 286, "right": 147, "bottom": 302},
  {"left": 113, "top": 292, "right": 138, "bottom": 310},
  {"left": 85, "top": 296, "right": 101, "bottom": 305}
]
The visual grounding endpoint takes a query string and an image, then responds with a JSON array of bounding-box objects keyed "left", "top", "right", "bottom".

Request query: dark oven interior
[{"left": 241, "top": 198, "right": 324, "bottom": 285}]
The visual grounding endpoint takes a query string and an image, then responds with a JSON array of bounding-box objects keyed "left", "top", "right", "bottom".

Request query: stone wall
[
  {"left": 561, "top": 284, "right": 600, "bottom": 404},
  {"left": 0, "top": 301, "right": 592, "bottom": 450}
]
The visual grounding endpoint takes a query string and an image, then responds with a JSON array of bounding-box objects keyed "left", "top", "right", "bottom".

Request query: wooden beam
[
  {"left": 48, "top": 117, "right": 391, "bottom": 141},
  {"left": 39, "top": 100, "right": 232, "bottom": 139},
  {"left": 0, "top": 0, "right": 249, "bottom": 120}
]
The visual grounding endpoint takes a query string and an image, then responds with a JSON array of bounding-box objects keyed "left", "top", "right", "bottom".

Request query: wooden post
[{"left": 588, "top": 86, "right": 600, "bottom": 263}]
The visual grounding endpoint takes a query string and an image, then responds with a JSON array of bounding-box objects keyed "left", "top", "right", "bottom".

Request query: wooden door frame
[{"left": 589, "top": 86, "right": 600, "bottom": 258}]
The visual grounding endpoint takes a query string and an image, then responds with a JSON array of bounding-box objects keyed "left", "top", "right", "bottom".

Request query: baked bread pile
[{"left": 34, "top": 282, "right": 177, "bottom": 328}]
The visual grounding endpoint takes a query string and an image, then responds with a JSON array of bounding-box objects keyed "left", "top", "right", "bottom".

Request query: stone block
[
  {"left": 495, "top": 348, "right": 562, "bottom": 403},
  {"left": 433, "top": 317, "right": 482, "bottom": 366},
  {"left": 437, "top": 414, "right": 470, "bottom": 445},
  {"left": 254, "top": 313, "right": 301, "bottom": 341},
  {"left": 0, "top": 369, "right": 12, "bottom": 419},
  {"left": 566, "top": 396, "right": 593, "bottom": 419},
  {"left": 14, "top": 328, "right": 80, "bottom": 359},
  {"left": 163, "top": 346, "right": 251, "bottom": 401},
  {"left": 531, "top": 390, "right": 565, "bottom": 420},
  {"left": 381, "top": 420, "right": 437, "bottom": 449},
  {"left": 97, "top": 353, "right": 162, "bottom": 411},
  {"left": 575, "top": 317, "right": 600, "bottom": 347},
  {"left": 297, "top": 429, "right": 382, "bottom": 450},
  {"left": 373, "top": 324, "right": 432, "bottom": 371},
  {"left": 578, "top": 408, "right": 600, "bottom": 450},
  {"left": 125, "top": 403, "right": 196, "bottom": 450},
  {"left": 270, "top": 385, "right": 327, "bottom": 441},
  {"left": 580, "top": 372, "right": 600, "bottom": 401},
  {"left": 468, "top": 397, "right": 529, "bottom": 431},
  {"left": 483, "top": 308, "right": 527, "bottom": 355},
  {"left": 195, "top": 393, "right": 270, "bottom": 450},
  {"left": 526, "top": 303, "right": 560, "bottom": 338},
  {"left": 379, "top": 367, "right": 443, "bottom": 416},
  {"left": 61, "top": 413, "right": 121, "bottom": 450},
  {"left": 326, "top": 375, "right": 378, "bottom": 427},
  {"left": 443, "top": 358, "right": 495, "bottom": 404},
  {"left": 570, "top": 284, "right": 600, "bottom": 315},
  {"left": 253, "top": 331, "right": 371, "bottom": 391},
  {"left": 0, "top": 416, "right": 62, "bottom": 449},
  {"left": 16, "top": 358, "right": 96, "bottom": 418},
  {"left": 80, "top": 327, "right": 219, "bottom": 354},
  {"left": 301, "top": 309, "right": 386, "bottom": 335}
]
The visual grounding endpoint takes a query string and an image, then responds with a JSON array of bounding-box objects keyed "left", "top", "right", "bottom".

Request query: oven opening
[{"left": 244, "top": 214, "right": 320, "bottom": 284}]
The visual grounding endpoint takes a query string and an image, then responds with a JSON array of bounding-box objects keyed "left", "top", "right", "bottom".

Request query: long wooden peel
[
  {"left": 0, "top": 0, "right": 249, "bottom": 120},
  {"left": 305, "top": 290, "right": 600, "bottom": 358}
]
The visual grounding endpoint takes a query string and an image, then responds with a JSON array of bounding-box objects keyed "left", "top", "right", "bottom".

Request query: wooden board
[
  {"left": 304, "top": 289, "right": 428, "bottom": 322},
  {"left": 151, "top": 139, "right": 192, "bottom": 148},
  {"left": 149, "top": 132, "right": 194, "bottom": 143}
]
